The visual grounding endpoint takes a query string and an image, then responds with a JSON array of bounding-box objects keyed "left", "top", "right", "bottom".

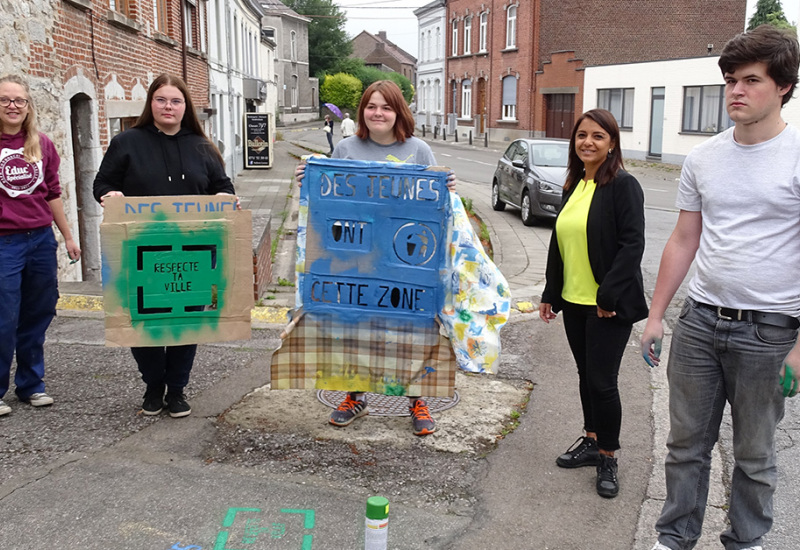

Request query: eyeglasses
[
  {"left": 0, "top": 97, "right": 29, "bottom": 108},
  {"left": 153, "top": 97, "right": 185, "bottom": 108}
]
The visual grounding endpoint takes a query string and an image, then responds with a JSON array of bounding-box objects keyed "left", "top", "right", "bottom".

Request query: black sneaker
[
  {"left": 330, "top": 394, "right": 368, "bottom": 426},
  {"left": 165, "top": 392, "right": 192, "bottom": 418},
  {"left": 556, "top": 436, "right": 600, "bottom": 468},
  {"left": 142, "top": 385, "right": 165, "bottom": 416},
  {"left": 596, "top": 455, "right": 619, "bottom": 498},
  {"left": 409, "top": 399, "right": 436, "bottom": 436}
]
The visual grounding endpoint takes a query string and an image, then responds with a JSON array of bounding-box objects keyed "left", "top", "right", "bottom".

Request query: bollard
[
  {"left": 365, "top": 496, "right": 389, "bottom": 550},
  {"left": 434, "top": 126, "right": 438, "bottom": 139},
  {"left": 455, "top": 129, "right": 459, "bottom": 143},
  {"left": 422, "top": 124, "right": 426, "bottom": 137},
  {"left": 443, "top": 128, "right": 446, "bottom": 141},
  {"left": 469, "top": 130, "right": 473, "bottom": 145},
  {"left": 485, "top": 132, "right": 488, "bottom": 147}
]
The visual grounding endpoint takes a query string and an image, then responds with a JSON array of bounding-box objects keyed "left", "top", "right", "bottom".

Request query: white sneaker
[
  {"left": 27, "top": 392, "right": 54, "bottom": 407},
  {"left": 0, "top": 399, "right": 10, "bottom": 416},
  {"left": 651, "top": 543, "right": 673, "bottom": 550}
]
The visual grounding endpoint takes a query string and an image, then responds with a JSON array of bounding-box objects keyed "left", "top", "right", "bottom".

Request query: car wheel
[
  {"left": 521, "top": 191, "right": 537, "bottom": 226},
  {"left": 491, "top": 180, "right": 506, "bottom": 211}
]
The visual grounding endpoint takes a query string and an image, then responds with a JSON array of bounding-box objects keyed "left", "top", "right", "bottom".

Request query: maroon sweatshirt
[{"left": 0, "top": 130, "right": 61, "bottom": 234}]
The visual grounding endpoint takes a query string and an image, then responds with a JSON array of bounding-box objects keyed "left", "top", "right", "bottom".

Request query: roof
[
  {"left": 259, "top": 0, "right": 311, "bottom": 23},
  {"left": 355, "top": 30, "right": 417, "bottom": 65}
]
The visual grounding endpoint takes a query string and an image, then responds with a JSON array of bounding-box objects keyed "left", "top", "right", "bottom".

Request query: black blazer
[{"left": 541, "top": 169, "right": 649, "bottom": 324}]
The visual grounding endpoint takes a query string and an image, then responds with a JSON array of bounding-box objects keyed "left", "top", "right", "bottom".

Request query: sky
[{"left": 338, "top": 0, "right": 800, "bottom": 60}]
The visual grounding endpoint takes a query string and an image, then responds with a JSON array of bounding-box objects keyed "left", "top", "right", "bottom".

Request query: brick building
[
  {"left": 445, "top": 0, "right": 747, "bottom": 142},
  {"left": 350, "top": 31, "right": 417, "bottom": 85}
]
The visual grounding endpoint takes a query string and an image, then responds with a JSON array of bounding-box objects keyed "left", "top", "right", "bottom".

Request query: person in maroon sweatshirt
[
  {"left": 0, "top": 74, "right": 81, "bottom": 417},
  {"left": 93, "top": 73, "right": 235, "bottom": 419}
]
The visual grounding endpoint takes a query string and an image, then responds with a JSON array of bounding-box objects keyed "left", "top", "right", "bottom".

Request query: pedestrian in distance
[
  {"left": 93, "top": 73, "right": 236, "bottom": 419},
  {"left": 323, "top": 114, "right": 334, "bottom": 155},
  {"left": 0, "top": 75, "right": 81, "bottom": 417},
  {"left": 642, "top": 25, "right": 800, "bottom": 550},
  {"left": 295, "top": 80, "right": 457, "bottom": 436},
  {"left": 539, "top": 108, "right": 648, "bottom": 499},
  {"left": 340, "top": 112, "right": 356, "bottom": 138}
]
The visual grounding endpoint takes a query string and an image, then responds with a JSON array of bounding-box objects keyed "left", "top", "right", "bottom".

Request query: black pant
[
  {"left": 561, "top": 302, "right": 632, "bottom": 452},
  {"left": 131, "top": 345, "right": 197, "bottom": 393},
  {"left": 326, "top": 132, "right": 334, "bottom": 154}
]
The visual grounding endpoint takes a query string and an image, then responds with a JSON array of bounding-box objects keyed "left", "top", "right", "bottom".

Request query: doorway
[
  {"left": 545, "top": 94, "right": 574, "bottom": 139},
  {"left": 649, "top": 87, "right": 665, "bottom": 158},
  {"left": 70, "top": 94, "right": 101, "bottom": 281}
]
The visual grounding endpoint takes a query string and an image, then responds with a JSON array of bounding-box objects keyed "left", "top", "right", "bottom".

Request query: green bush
[{"left": 320, "top": 73, "right": 363, "bottom": 113}]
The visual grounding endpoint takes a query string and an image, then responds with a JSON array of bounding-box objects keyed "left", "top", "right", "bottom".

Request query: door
[
  {"left": 478, "top": 79, "right": 487, "bottom": 134},
  {"left": 546, "top": 94, "right": 574, "bottom": 139},
  {"left": 649, "top": 87, "right": 665, "bottom": 157}
]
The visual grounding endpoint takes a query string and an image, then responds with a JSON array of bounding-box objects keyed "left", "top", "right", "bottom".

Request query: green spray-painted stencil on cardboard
[{"left": 113, "top": 219, "right": 229, "bottom": 342}]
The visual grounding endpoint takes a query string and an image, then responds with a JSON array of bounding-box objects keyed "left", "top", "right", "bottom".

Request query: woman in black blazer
[{"left": 539, "top": 109, "right": 647, "bottom": 499}]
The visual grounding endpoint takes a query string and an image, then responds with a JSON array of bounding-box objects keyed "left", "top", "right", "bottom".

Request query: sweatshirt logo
[{"left": 0, "top": 147, "right": 43, "bottom": 197}]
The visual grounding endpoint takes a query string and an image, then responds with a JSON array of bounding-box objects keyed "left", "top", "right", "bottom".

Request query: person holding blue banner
[
  {"left": 539, "top": 109, "right": 647, "bottom": 499},
  {"left": 297, "top": 80, "right": 456, "bottom": 435},
  {"left": 93, "top": 73, "right": 235, "bottom": 419},
  {"left": 0, "top": 74, "right": 81, "bottom": 416}
]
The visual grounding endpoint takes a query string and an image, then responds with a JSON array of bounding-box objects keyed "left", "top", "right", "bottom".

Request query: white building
[
  {"left": 583, "top": 55, "right": 800, "bottom": 165},
  {"left": 414, "top": 0, "right": 447, "bottom": 134},
  {"left": 206, "top": 0, "right": 273, "bottom": 177}
]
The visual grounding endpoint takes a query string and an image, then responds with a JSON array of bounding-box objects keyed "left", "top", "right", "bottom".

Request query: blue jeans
[
  {"left": 656, "top": 297, "right": 797, "bottom": 550},
  {"left": 0, "top": 227, "right": 59, "bottom": 400}
]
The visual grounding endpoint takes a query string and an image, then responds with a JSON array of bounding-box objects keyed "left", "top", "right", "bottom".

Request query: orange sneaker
[
  {"left": 329, "top": 394, "right": 368, "bottom": 426},
  {"left": 409, "top": 399, "right": 436, "bottom": 435}
]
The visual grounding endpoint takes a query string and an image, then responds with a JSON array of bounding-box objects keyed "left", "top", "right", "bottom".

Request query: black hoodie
[{"left": 93, "top": 124, "right": 234, "bottom": 201}]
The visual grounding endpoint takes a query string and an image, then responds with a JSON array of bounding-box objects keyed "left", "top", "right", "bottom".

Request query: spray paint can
[{"left": 364, "top": 496, "right": 389, "bottom": 550}]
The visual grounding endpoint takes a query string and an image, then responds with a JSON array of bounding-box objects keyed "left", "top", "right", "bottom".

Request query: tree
[
  {"left": 283, "top": 0, "right": 352, "bottom": 77},
  {"left": 747, "top": 0, "right": 794, "bottom": 31},
  {"left": 320, "top": 73, "right": 363, "bottom": 113}
]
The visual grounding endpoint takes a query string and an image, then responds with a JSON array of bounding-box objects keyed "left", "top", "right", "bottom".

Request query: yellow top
[{"left": 556, "top": 179, "right": 599, "bottom": 305}]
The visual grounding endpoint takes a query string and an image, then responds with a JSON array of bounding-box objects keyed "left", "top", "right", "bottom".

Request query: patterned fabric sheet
[
  {"left": 272, "top": 167, "right": 510, "bottom": 396},
  {"left": 270, "top": 312, "right": 456, "bottom": 397}
]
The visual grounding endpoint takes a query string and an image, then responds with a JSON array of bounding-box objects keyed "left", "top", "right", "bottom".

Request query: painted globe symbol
[{"left": 393, "top": 223, "right": 436, "bottom": 265}]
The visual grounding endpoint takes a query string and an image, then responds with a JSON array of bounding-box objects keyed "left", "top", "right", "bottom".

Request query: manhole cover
[{"left": 317, "top": 390, "right": 460, "bottom": 417}]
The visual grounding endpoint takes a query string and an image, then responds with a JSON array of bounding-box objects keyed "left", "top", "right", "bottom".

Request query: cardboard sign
[
  {"left": 100, "top": 195, "right": 252, "bottom": 347},
  {"left": 244, "top": 113, "right": 272, "bottom": 168},
  {"left": 270, "top": 158, "right": 457, "bottom": 396},
  {"left": 302, "top": 157, "right": 450, "bottom": 321}
]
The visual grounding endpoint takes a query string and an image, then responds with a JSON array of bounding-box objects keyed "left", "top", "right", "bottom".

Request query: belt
[{"left": 696, "top": 301, "right": 800, "bottom": 330}]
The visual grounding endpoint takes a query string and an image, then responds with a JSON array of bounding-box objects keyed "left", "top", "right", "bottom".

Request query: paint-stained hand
[
  {"left": 641, "top": 317, "right": 664, "bottom": 368},
  {"left": 446, "top": 171, "right": 457, "bottom": 191},
  {"left": 295, "top": 163, "right": 305, "bottom": 187},
  {"left": 100, "top": 191, "right": 124, "bottom": 207}
]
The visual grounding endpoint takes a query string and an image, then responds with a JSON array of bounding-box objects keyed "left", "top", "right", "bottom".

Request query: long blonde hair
[{"left": 0, "top": 74, "right": 42, "bottom": 162}]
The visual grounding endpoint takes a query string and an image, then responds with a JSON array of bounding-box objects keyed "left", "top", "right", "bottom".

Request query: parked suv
[{"left": 491, "top": 138, "right": 569, "bottom": 226}]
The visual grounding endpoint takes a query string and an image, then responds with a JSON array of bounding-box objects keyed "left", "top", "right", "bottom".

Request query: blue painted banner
[{"left": 301, "top": 158, "right": 450, "bottom": 321}]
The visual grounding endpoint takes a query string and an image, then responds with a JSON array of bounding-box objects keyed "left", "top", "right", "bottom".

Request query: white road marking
[
  {"left": 457, "top": 157, "right": 495, "bottom": 166},
  {"left": 644, "top": 187, "right": 668, "bottom": 192}
]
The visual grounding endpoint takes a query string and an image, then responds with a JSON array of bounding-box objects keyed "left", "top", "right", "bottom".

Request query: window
[
  {"left": 290, "top": 30, "right": 297, "bottom": 61},
  {"left": 419, "top": 81, "right": 426, "bottom": 111},
  {"left": 464, "top": 17, "right": 472, "bottom": 55},
  {"left": 183, "top": 1, "right": 196, "bottom": 48},
  {"left": 110, "top": 0, "right": 129, "bottom": 17},
  {"left": 682, "top": 85, "right": 733, "bottom": 133},
  {"left": 461, "top": 80, "right": 472, "bottom": 118},
  {"left": 502, "top": 75, "right": 517, "bottom": 120},
  {"left": 427, "top": 30, "right": 432, "bottom": 61},
  {"left": 109, "top": 116, "right": 137, "bottom": 138},
  {"left": 451, "top": 21, "right": 458, "bottom": 57},
  {"left": 451, "top": 80, "right": 458, "bottom": 115},
  {"left": 598, "top": 88, "right": 634, "bottom": 129},
  {"left": 435, "top": 79, "right": 441, "bottom": 112},
  {"left": 420, "top": 36, "right": 425, "bottom": 62},
  {"left": 291, "top": 75, "right": 298, "bottom": 107},
  {"left": 153, "top": 0, "right": 168, "bottom": 33},
  {"left": 436, "top": 28, "right": 441, "bottom": 58},
  {"left": 479, "top": 13, "right": 488, "bottom": 52},
  {"left": 506, "top": 6, "right": 517, "bottom": 49}
]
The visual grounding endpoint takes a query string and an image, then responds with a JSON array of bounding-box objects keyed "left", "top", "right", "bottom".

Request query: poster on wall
[
  {"left": 244, "top": 113, "right": 272, "bottom": 168},
  {"left": 100, "top": 195, "right": 253, "bottom": 347}
]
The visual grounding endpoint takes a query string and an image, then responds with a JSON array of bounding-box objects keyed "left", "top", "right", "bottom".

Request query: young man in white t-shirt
[{"left": 642, "top": 25, "right": 800, "bottom": 550}]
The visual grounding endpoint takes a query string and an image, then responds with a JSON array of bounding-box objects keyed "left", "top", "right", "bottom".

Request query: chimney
[{"left": 378, "top": 31, "right": 387, "bottom": 41}]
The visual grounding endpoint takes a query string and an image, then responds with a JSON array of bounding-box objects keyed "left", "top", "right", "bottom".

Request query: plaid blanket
[{"left": 270, "top": 311, "right": 456, "bottom": 397}]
